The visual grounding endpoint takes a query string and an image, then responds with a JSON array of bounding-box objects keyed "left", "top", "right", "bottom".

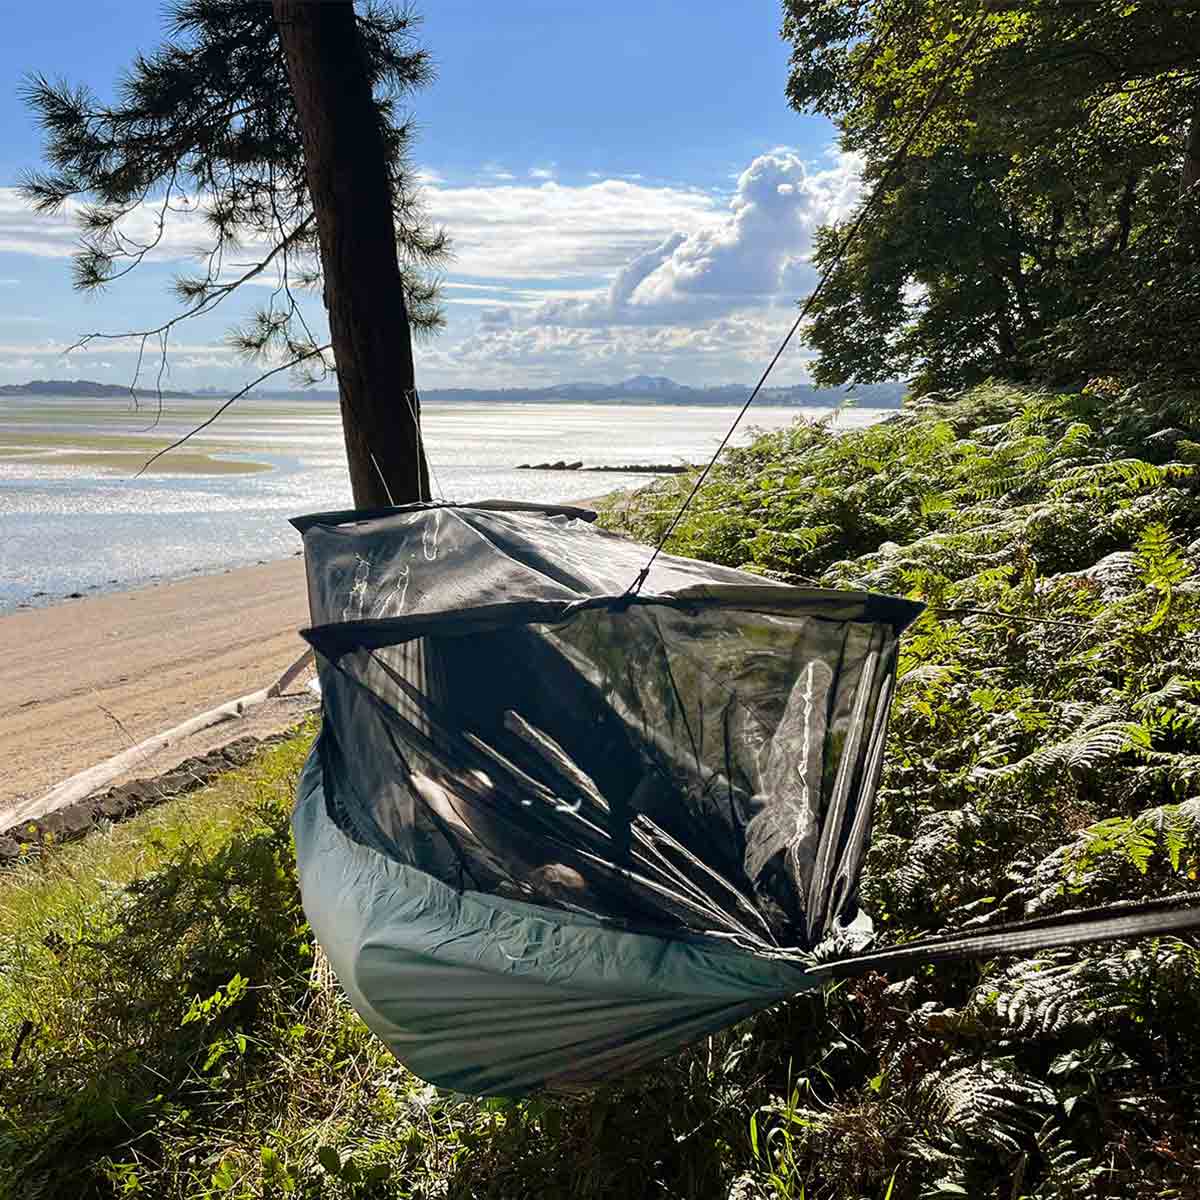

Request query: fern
[
  {"left": 920, "top": 1061, "right": 1055, "bottom": 1155},
  {"left": 994, "top": 797, "right": 1200, "bottom": 916},
  {"left": 1049, "top": 459, "right": 1176, "bottom": 500},
  {"left": 1034, "top": 1116, "right": 1103, "bottom": 1197},
  {"left": 985, "top": 712, "right": 1142, "bottom": 781},
  {"left": 1135, "top": 522, "right": 1191, "bottom": 631},
  {"left": 972, "top": 953, "right": 1136, "bottom": 1037},
  {"left": 598, "top": 382, "right": 1200, "bottom": 1199}
]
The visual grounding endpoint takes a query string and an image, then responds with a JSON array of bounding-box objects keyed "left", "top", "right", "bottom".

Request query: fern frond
[
  {"left": 987, "top": 719, "right": 1140, "bottom": 781},
  {"left": 920, "top": 1061, "right": 1055, "bottom": 1155},
  {"left": 975, "top": 953, "right": 1134, "bottom": 1036}
]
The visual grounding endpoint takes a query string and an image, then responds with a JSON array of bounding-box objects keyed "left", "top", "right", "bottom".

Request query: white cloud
[
  {"left": 1, "top": 176, "right": 724, "bottom": 289},
  {"left": 527, "top": 149, "right": 861, "bottom": 326},
  {"left": 413, "top": 307, "right": 821, "bottom": 389},
  {"left": 424, "top": 177, "right": 721, "bottom": 282},
  {"left": 0, "top": 333, "right": 260, "bottom": 389},
  {"left": 0, "top": 336, "right": 239, "bottom": 360},
  {"left": 528, "top": 166, "right": 556, "bottom": 180},
  {"left": 441, "top": 280, "right": 604, "bottom": 309},
  {"left": 415, "top": 147, "right": 862, "bottom": 389},
  {"left": 0, "top": 187, "right": 261, "bottom": 262},
  {"left": 1, "top": 147, "right": 864, "bottom": 390},
  {"left": 0, "top": 189, "right": 80, "bottom": 258}
]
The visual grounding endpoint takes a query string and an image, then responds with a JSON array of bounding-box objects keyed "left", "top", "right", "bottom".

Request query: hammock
[{"left": 292, "top": 501, "right": 1200, "bottom": 1097}]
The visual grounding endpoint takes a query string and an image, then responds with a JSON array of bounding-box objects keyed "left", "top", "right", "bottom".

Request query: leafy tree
[
  {"left": 781, "top": 0, "right": 1200, "bottom": 394},
  {"left": 22, "top": 0, "right": 447, "bottom": 504}
]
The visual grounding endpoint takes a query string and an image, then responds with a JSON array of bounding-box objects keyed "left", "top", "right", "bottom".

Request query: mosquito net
[{"left": 295, "top": 502, "right": 920, "bottom": 950}]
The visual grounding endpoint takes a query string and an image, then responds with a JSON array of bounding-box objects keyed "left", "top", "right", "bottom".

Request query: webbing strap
[{"left": 818, "top": 893, "right": 1200, "bottom": 978}]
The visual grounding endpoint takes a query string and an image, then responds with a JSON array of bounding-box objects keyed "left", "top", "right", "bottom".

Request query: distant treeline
[
  {"left": 0, "top": 379, "right": 196, "bottom": 400},
  {"left": 1, "top": 377, "right": 908, "bottom": 408}
]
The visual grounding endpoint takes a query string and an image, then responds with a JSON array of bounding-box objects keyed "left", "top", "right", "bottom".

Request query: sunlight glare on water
[{"left": 0, "top": 396, "right": 887, "bottom": 611}]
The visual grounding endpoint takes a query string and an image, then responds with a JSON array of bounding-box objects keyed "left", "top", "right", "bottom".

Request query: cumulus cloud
[
  {"left": 415, "top": 147, "right": 862, "bottom": 388},
  {"left": 413, "top": 309, "right": 821, "bottom": 389},
  {"left": 1, "top": 146, "right": 862, "bottom": 389},
  {"left": 530, "top": 149, "right": 861, "bottom": 326}
]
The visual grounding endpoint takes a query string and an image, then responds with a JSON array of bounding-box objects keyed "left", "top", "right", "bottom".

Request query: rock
[
  {"left": 9, "top": 821, "right": 42, "bottom": 845},
  {"left": 35, "top": 812, "right": 67, "bottom": 840},
  {"left": 154, "top": 771, "right": 189, "bottom": 796},
  {"left": 98, "top": 793, "right": 138, "bottom": 819},
  {"left": 59, "top": 803, "right": 99, "bottom": 838},
  {"left": 111, "top": 782, "right": 151, "bottom": 808},
  {"left": 2, "top": 724, "right": 308, "bottom": 869}
]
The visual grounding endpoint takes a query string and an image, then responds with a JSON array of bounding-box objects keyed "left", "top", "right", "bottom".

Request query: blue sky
[{"left": 0, "top": 1, "right": 853, "bottom": 391}]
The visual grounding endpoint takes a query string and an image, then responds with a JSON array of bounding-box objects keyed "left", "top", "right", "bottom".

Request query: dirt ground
[{"left": 0, "top": 558, "right": 318, "bottom": 817}]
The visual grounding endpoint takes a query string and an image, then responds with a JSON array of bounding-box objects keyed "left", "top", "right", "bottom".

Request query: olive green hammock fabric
[{"left": 291, "top": 502, "right": 1200, "bottom": 1097}]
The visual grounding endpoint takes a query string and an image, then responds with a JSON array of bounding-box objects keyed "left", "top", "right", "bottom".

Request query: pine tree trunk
[{"left": 272, "top": 0, "right": 429, "bottom": 507}]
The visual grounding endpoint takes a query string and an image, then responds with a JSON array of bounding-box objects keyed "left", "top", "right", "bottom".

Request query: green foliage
[{"left": 780, "top": 0, "right": 1200, "bottom": 393}]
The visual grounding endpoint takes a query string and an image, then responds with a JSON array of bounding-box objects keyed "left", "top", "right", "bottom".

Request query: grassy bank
[{"left": 4, "top": 381, "right": 1200, "bottom": 1198}]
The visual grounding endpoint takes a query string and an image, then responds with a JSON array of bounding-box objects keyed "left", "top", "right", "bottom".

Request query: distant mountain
[
  {"left": 0, "top": 375, "right": 908, "bottom": 408},
  {"left": 0, "top": 378, "right": 198, "bottom": 400},
  {"left": 407, "top": 377, "right": 907, "bottom": 407}
]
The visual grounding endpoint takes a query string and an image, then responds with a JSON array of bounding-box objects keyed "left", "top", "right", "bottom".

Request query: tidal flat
[{"left": 0, "top": 418, "right": 268, "bottom": 474}]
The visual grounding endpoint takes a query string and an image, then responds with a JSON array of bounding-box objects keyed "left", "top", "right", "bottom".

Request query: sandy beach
[{"left": 0, "top": 557, "right": 316, "bottom": 815}]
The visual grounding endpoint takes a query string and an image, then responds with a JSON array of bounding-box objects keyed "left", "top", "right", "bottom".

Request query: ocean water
[{"left": 0, "top": 396, "right": 887, "bottom": 612}]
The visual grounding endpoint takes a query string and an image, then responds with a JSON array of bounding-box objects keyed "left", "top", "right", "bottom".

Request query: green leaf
[{"left": 210, "top": 1159, "right": 237, "bottom": 1191}]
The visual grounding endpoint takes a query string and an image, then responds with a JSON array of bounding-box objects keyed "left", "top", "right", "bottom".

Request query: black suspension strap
[{"left": 818, "top": 891, "right": 1200, "bottom": 978}]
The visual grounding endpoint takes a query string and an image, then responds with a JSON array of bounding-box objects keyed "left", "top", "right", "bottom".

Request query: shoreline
[
  {"left": 0, "top": 496, "right": 620, "bottom": 813},
  {"left": 0, "top": 556, "right": 314, "bottom": 814},
  {"left": 4, "top": 548, "right": 307, "bottom": 617}
]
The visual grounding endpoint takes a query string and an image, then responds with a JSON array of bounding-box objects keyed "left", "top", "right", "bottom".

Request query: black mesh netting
[{"left": 296, "top": 502, "right": 921, "bottom": 953}]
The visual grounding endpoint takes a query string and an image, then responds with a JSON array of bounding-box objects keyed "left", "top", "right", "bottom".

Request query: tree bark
[{"left": 272, "top": 0, "right": 429, "bottom": 507}]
